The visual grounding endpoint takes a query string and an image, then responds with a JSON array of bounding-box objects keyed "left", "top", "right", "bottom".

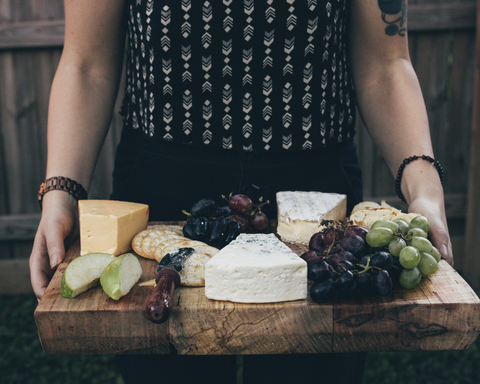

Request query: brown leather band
[{"left": 38, "top": 176, "right": 88, "bottom": 210}]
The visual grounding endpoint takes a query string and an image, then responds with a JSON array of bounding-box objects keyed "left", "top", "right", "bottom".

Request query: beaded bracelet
[
  {"left": 38, "top": 176, "right": 88, "bottom": 210},
  {"left": 395, "top": 155, "right": 444, "bottom": 202}
]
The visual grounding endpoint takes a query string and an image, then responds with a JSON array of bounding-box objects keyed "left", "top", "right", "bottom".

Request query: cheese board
[{"left": 34, "top": 221, "right": 480, "bottom": 355}]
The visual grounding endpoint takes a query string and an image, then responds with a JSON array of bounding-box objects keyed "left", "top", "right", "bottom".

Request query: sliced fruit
[
  {"left": 100, "top": 253, "right": 143, "bottom": 300},
  {"left": 61, "top": 253, "right": 115, "bottom": 299}
]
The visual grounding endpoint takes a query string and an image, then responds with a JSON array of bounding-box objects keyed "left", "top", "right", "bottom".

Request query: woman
[{"left": 30, "top": 1, "right": 452, "bottom": 383}]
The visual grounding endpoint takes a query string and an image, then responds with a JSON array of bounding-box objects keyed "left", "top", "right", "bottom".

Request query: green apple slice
[
  {"left": 100, "top": 253, "right": 143, "bottom": 300},
  {"left": 61, "top": 253, "right": 115, "bottom": 299}
]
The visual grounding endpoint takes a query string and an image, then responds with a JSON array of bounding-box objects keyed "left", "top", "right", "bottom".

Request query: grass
[{"left": 1, "top": 293, "right": 479, "bottom": 384}]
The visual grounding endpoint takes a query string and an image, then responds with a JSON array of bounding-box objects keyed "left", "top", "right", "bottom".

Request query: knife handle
[{"left": 145, "top": 267, "right": 181, "bottom": 324}]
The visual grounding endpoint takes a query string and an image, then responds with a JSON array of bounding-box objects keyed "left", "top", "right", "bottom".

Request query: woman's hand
[
  {"left": 408, "top": 196, "right": 453, "bottom": 266},
  {"left": 29, "top": 192, "right": 79, "bottom": 299}
]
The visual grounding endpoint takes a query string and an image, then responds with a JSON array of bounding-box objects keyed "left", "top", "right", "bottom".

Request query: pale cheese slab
[
  {"left": 79, "top": 200, "right": 149, "bottom": 256},
  {"left": 205, "top": 234, "right": 307, "bottom": 303}
]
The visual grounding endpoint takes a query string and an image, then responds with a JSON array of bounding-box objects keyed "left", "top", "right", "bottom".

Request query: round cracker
[
  {"left": 131, "top": 229, "right": 155, "bottom": 257},
  {"left": 140, "top": 229, "right": 179, "bottom": 258},
  {"left": 147, "top": 224, "right": 184, "bottom": 236},
  {"left": 149, "top": 233, "right": 185, "bottom": 257},
  {"left": 179, "top": 252, "right": 213, "bottom": 287},
  {"left": 153, "top": 237, "right": 189, "bottom": 262}
]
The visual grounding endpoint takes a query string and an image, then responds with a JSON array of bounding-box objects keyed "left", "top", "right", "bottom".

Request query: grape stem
[{"left": 355, "top": 257, "right": 382, "bottom": 275}]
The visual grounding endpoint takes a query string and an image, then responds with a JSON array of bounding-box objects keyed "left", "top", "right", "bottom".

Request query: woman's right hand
[{"left": 29, "top": 191, "right": 79, "bottom": 300}]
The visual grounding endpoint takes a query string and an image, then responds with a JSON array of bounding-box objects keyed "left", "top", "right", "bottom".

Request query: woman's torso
[{"left": 121, "top": 0, "right": 357, "bottom": 153}]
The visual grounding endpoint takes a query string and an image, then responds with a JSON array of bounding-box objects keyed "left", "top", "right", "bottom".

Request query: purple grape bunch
[
  {"left": 182, "top": 193, "right": 270, "bottom": 248},
  {"left": 301, "top": 219, "right": 398, "bottom": 303}
]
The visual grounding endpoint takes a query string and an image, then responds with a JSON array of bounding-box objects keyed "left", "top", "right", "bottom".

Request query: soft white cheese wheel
[
  {"left": 276, "top": 191, "right": 347, "bottom": 245},
  {"left": 205, "top": 234, "right": 307, "bottom": 303}
]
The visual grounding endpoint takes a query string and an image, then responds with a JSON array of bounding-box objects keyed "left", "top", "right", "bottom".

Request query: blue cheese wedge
[
  {"left": 276, "top": 191, "right": 347, "bottom": 245},
  {"left": 205, "top": 234, "right": 307, "bottom": 303}
]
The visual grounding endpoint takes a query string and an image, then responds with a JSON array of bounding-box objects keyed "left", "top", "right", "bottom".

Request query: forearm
[
  {"left": 45, "top": 59, "right": 122, "bottom": 191},
  {"left": 354, "top": 58, "right": 442, "bottom": 204}
]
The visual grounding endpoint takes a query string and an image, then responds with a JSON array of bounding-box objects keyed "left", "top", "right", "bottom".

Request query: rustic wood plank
[
  {"left": 0, "top": 213, "right": 40, "bottom": 241},
  {"left": 408, "top": 3, "right": 476, "bottom": 31},
  {"left": 464, "top": 0, "right": 480, "bottom": 290},
  {"left": 34, "top": 241, "right": 171, "bottom": 354},
  {"left": 446, "top": 31, "right": 475, "bottom": 193},
  {"left": 0, "top": 19, "right": 64, "bottom": 49},
  {"left": 34, "top": 234, "right": 480, "bottom": 355},
  {"left": 333, "top": 261, "right": 480, "bottom": 352}
]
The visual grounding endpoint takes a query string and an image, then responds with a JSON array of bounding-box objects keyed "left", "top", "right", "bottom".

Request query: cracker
[
  {"left": 131, "top": 229, "right": 155, "bottom": 257},
  {"left": 179, "top": 250, "right": 218, "bottom": 287},
  {"left": 140, "top": 229, "right": 179, "bottom": 259},
  {"left": 149, "top": 234, "right": 184, "bottom": 258},
  {"left": 147, "top": 224, "right": 183, "bottom": 236},
  {"left": 153, "top": 238, "right": 189, "bottom": 262}
]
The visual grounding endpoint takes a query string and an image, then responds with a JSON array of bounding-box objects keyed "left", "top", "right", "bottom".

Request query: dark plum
[
  {"left": 208, "top": 217, "right": 227, "bottom": 247},
  {"left": 251, "top": 211, "right": 269, "bottom": 232},
  {"left": 227, "top": 194, "right": 253, "bottom": 214},
  {"left": 309, "top": 232, "right": 326, "bottom": 252},
  {"left": 310, "top": 278, "right": 335, "bottom": 303},
  {"left": 194, "top": 217, "right": 210, "bottom": 242},
  {"left": 345, "top": 225, "right": 369, "bottom": 240},
  {"left": 329, "top": 251, "right": 355, "bottom": 269},
  {"left": 191, "top": 198, "right": 216, "bottom": 217},
  {"left": 333, "top": 260, "right": 356, "bottom": 273},
  {"left": 307, "top": 260, "right": 333, "bottom": 281},
  {"left": 370, "top": 251, "right": 393, "bottom": 270},
  {"left": 211, "top": 205, "right": 232, "bottom": 217},
  {"left": 324, "top": 228, "right": 335, "bottom": 245},
  {"left": 373, "top": 270, "right": 393, "bottom": 296},
  {"left": 340, "top": 234, "right": 367, "bottom": 257},
  {"left": 300, "top": 250, "right": 323, "bottom": 265},
  {"left": 336, "top": 270, "right": 357, "bottom": 298},
  {"left": 356, "top": 272, "right": 374, "bottom": 294},
  {"left": 182, "top": 218, "right": 197, "bottom": 239},
  {"left": 224, "top": 219, "right": 242, "bottom": 245},
  {"left": 231, "top": 215, "right": 251, "bottom": 232},
  {"left": 330, "top": 243, "right": 344, "bottom": 254}
]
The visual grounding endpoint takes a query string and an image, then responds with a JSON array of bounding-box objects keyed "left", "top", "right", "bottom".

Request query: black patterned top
[{"left": 121, "top": 0, "right": 357, "bottom": 152}]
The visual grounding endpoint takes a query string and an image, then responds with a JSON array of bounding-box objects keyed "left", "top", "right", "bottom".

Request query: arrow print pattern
[{"left": 122, "top": 0, "right": 355, "bottom": 151}]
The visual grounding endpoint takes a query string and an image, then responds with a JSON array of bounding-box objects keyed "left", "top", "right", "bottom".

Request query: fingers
[
  {"left": 408, "top": 198, "right": 453, "bottom": 267},
  {"left": 30, "top": 233, "right": 56, "bottom": 300},
  {"left": 429, "top": 224, "right": 454, "bottom": 266},
  {"left": 46, "top": 223, "right": 67, "bottom": 269}
]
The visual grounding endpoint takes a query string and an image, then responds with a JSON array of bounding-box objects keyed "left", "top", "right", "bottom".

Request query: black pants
[
  {"left": 111, "top": 129, "right": 363, "bottom": 220},
  {"left": 112, "top": 129, "right": 365, "bottom": 384}
]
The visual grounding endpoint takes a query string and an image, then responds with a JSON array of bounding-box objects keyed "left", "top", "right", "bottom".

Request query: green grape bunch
[{"left": 365, "top": 215, "right": 441, "bottom": 290}]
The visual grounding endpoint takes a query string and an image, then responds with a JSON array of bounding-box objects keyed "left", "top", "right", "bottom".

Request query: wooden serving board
[{"left": 34, "top": 224, "right": 480, "bottom": 355}]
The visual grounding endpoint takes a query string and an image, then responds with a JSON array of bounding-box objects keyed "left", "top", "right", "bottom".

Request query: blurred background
[{"left": 0, "top": 0, "right": 479, "bottom": 383}]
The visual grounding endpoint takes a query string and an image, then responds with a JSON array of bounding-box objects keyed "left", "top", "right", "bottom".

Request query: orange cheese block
[{"left": 79, "top": 200, "right": 149, "bottom": 256}]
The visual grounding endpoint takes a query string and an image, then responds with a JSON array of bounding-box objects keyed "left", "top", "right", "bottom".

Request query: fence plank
[
  {"left": 0, "top": 213, "right": 40, "bottom": 241},
  {"left": 408, "top": 3, "right": 476, "bottom": 31},
  {"left": 0, "top": 19, "right": 64, "bottom": 49}
]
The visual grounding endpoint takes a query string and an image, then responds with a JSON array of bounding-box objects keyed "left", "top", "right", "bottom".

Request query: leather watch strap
[{"left": 38, "top": 176, "right": 88, "bottom": 209}]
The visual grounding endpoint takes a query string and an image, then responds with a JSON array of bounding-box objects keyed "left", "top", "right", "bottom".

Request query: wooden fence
[{"left": 0, "top": 0, "right": 478, "bottom": 294}]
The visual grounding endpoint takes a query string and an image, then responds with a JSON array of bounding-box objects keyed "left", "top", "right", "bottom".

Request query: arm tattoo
[{"left": 378, "top": 0, "right": 407, "bottom": 36}]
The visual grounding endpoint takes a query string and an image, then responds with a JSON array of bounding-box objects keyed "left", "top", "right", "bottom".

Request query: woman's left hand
[{"left": 407, "top": 196, "right": 453, "bottom": 266}]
